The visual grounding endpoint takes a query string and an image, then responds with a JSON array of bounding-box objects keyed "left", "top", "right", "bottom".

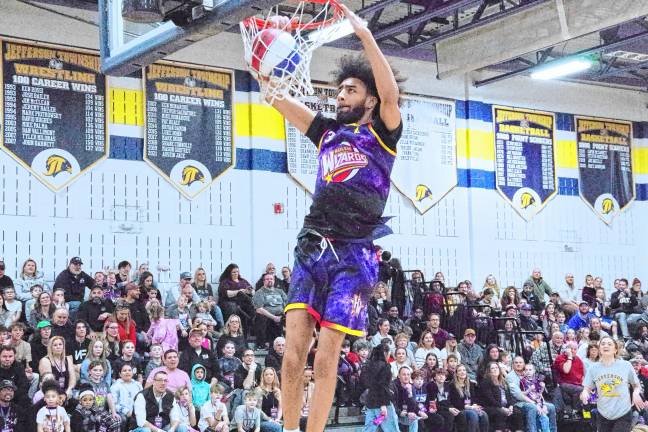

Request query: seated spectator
[
  {"left": 143, "top": 344, "right": 163, "bottom": 381},
  {"left": 111, "top": 362, "right": 142, "bottom": 426},
  {"left": 50, "top": 307, "right": 74, "bottom": 344},
  {"left": 256, "top": 367, "right": 282, "bottom": 431},
  {"left": 414, "top": 329, "right": 441, "bottom": 369},
  {"left": 217, "top": 314, "right": 248, "bottom": 357},
  {"left": 477, "top": 344, "right": 502, "bottom": 379},
  {"left": 500, "top": 286, "right": 520, "bottom": 310},
  {"left": 112, "top": 340, "right": 144, "bottom": 381},
  {"left": 298, "top": 368, "right": 315, "bottom": 430},
  {"left": 68, "top": 320, "right": 90, "bottom": 374},
  {"left": 38, "top": 336, "right": 76, "bottom": 398},
  {"left": 370, "top": 318, "right": 394, "bottom": 352},
  {"left": 51, "top": 288, "right": 69, "bottom": 311},
  {"left": 80, "top": 339, "right": 112, "bottom": 387},
  {"left": 137, "top": 271, "right": 157, "bottom": 299},
  {"left": 171, "top": 385, "right": 198, "bottom": 432},
  {"left": 255, "top": 263, "right": 285, "bottom": 292},
  {"left": 252, "top": 273, "right": 287, "bottom": 349},
  {"left": 233, "top": 390, "right": 262, "bottom": 432},
  {"left": 81, "top": 361, "right": 122, "bottom": 431},
  {"left": 425, "top": 368, "right": 454, "bottom": 432},
  {"left": 146, "top": 301, "right": 180, "bottom": 353},
  {"left": 582, "top": 342, "right": 599, "bottom": 370},
  {"left": 427, "top": 313, "right": 450, "bottom": 349},
  {"left": 530, "top": 331, "right": 564, "bottom": 380},
  {"left": 24, "top": 283, "right": 43, "bottom": 321},
  {"left": 264, "top": 337, "right": 285, "bottom": 375},
  {"left": 103, "top": 271, "right": 122, "bottom": 303},
  {"left": 449, "top": 364, "right": 489, "bottom": 432},
  {"left": 191, "top": 364, "right": 211, "bottom": 414},
  {"left": 521, "top": 282, "right": 541, "bottom": 313},
  {"left": 30, "top": 321, "right": 52, "bottom": 369},
  {"left": 370, "top": 282, "right": 391, "bottom": 317},
  {"left": 9, "top": 322, "right": 31, "bottom": 366},
  {"left": 1, "top": 287, "right": 20, "bottom": 327},
  {"left": 103, "top": 319, "right": 122, "bottom": 361},
  {"left": 553, "top": 341, "right": 584, "bottom": 416},
  {"left": 391, "top": 365, "right": 421, "bottom": 432},
  {"left": 0, "top": 297, "right": 14, "bottom": 331},
  {"left": 394, "top": 332, "right": 416, "bottom": 366},
  {"left": 35, "top": 380, "right": 70, "bottom": 432},
  {"left": 388, "top": 347, "right": 411, "bottom": 379},
  {"left": 14, "top": 258, "right": 48, "bottom": 303},
  {"left": 610, "top": 278, "right": 639, "bottom": 338},
  {"left": 198, "top": 382, "right": 230, "bottom": 432},
  {"left": 145, "top": 349, "right": 191, "bottom": 394},
  {"left": 132, "top": 370, "right": 178, "bottom": 432},
  {"left": 457, "top": 328, "right": 483, "bottom": 381},
  {"left": 53, "top": 257, "right": 93, "bottom": 318},
  {"left": 477, "top": 362, "right": 523, "bottom": 432},
  {"left": 179, "top": 327, "right": 219, "bottom": 385},
  {"left": 166, "top": 294, "right": 192, "bottom": 346},
  {"left": 77, "top": 286, "right": 114, "bottom": 333},
  {"left": 386, "top": 306, "right": 405, "bottom": 336},
  {"left": 218, "top": 341, "right": 242, "bottom": 391},
  {"left": 122, "top": 282, "right": 150, "bottom": 346},
  {"left": 234, "top": 349, "right": 262, "bottom": 392},
  {"left": 218, "top": 264, "right": 256, "bottom": 331},
  {"left": 405, "top": 306, "right": 427, "bottom": 342},
  {"left": 567, "top": 301, "right": 594, "bottom": 331},
  {"left": 438, "top": 333, "right": 460, "bottom": 365},
  {"left": 445, "top": 353, "right": 460, "bottom": 381},
  {"left": 0, "top": 345, "right": 31, "bottom": 408}
]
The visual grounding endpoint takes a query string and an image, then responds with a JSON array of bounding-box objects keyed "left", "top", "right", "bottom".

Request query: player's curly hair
[{"left": 332, "top": 54, "right": 405, "bottom": 119}]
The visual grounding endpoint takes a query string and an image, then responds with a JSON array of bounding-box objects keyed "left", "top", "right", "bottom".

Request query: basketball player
[{"left": 253, "top": 5, "right": 403, "bottom": 432}]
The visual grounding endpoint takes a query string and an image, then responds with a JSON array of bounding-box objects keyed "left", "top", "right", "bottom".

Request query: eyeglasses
[
  {"left": 244, "top": 353, "right": 254, "bottom": 357},
  {"left": 154, "top": 378, "right": 168, "bottom": 382}
]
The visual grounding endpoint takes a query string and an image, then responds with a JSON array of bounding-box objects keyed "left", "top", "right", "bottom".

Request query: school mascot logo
[
  {"left": 594, "top": 194, "right": 620, "bottom": 224},
  {"left": 321, "top": 142, "right": 368, "bottom": 183},
  {"left": 520, "top": 192, "right": 536, "bottom": 209},
  {"left": 601, "top": 198, "right": 614, "bottom": 214},
  {"left": 415, "top": 184, "right": 433, "bottom": 202},
  {"left": 44, "top": 155, "right": 72, "bottom": 177},
  {"left": 180, "top": 165, "right": 205, "bottom": 186}
]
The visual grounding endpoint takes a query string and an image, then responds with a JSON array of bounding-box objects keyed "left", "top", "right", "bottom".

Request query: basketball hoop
[{"left": 240, "top": 0, "right": 345, "bottom": 103}]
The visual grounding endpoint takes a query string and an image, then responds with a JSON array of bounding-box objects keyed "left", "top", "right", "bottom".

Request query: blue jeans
[
  {"left": 364, "top": 404, "right": 400, "bottom": 432},
  {"left": 517, "top": 402, "right": 557, "bottom": 432},
  {"left": 212, "top": 305, "right": 225, "bottom": 329},
  {"left": 68, "top": 300, "right": 81, "bottom": 320},
  {"left": 461, "top": 409, "right": 489, "bottom": 432},
  {"left": 260, "top": 420, "right": 282, "bottom": 432}
]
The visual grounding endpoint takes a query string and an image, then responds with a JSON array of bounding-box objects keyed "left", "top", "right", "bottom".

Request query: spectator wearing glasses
[
  {"left": 255, "top": 263, "right": 286, "bottom": 292},
  {"left": 132, "top": 370, "right": 179, "bottom": 432}
]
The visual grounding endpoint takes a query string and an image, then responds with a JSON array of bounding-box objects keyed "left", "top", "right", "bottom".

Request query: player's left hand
[{"left": 339, "top": 4, "right": 369, "bottom": 37}]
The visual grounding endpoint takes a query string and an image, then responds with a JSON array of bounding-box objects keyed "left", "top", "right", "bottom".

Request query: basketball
[{"left": 246, "top": 28, "right": 302, "bottom": 78}]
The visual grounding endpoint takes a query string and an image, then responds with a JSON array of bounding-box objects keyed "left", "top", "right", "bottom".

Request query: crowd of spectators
[{"left": 0, "top": 250, "right": 645, "bottom": 432}]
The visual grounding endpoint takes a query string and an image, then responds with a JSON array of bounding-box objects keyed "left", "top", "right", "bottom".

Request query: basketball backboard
[{"left": 99, "top": 0, "right": 283, "bottom": 76}]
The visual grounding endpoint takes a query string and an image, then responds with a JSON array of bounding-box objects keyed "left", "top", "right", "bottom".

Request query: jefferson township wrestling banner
[
  {"left": 392, "top": 95, "right": 456, "bottom": 214},
  {"left": 575, "top": 116, "right": 634, "bottom": 224},
  {"left": 144, "top": 61, "right": 234, "bottom": 199},
  {"left": 0, "top": 38, "right": 107, "bottom": 191},
  {"left": 493, "top": 106, "right": 557, "bottom": 221}
]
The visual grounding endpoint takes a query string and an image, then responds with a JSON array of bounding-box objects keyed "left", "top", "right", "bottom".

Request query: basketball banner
[
  {"left": 144, "top": 61, "right": 234, "bottom": 199},
  {"left": 392, "top": 96, "right": 456, "bottom": 214},
  {"left": 0, "top": 38, "right": 108, "bottom": 191},
  {"left": 493, "top": 106, "right": 557, "bottom": 220},
  {"left": 576, "top": 116, "right": 634, "bottom": 224}
]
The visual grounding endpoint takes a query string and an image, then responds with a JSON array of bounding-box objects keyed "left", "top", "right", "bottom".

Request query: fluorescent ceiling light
[
  {"left": 307, "top": 18, "right": 356, "bottom": 44},
  {"left": 530, "top": 58, "right": 593, "bottom": 80}
]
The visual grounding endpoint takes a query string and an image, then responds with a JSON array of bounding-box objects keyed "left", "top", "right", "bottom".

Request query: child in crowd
[
  {"left": 191, "top": 364, "right": 211, "bottom": 412},
  {"left": 411, "top": 370, "right": 428, "bottom": 414},
  {"left": 520, "top": 364, "right": 551, "bottom": 432},
  {"left": 70, "top": 386, "right": 102, "bottom": 432},
  {"left": 198, "top": 383, "right": 229, "bottom": 432},
  {"left": 25, "top": 284, "right": 43, "bottom": 315},
  {"left": 36, "top": 383, "right": 70, "bottom": 432},
  {"left": 171, "top": 385, "right": 198, "bottom": 432},
  {"left": 146, "top": 288, "right": 161, "bottom": 307},
  {"left": 83, "top": 360, "right": 121, "bottom": 432},
  {"left": 445, "top": 354, "right": 459, "bottom": 382},
  {"left": 103, "top": 272, "right": 121, "bottom": 302},
  {"left": 111, "top": 363, "right": 143, "bottom": 426},
  {"left": 144, "top": 343, "right": 164, "bottom": 380},
  {"left": 112, "top": 340, "right": 143, "bottom": 382},
  {"left": 233, "top": 390, "right": 261, "bottom": 432},
  {"left": 556, "top": 311, "right": 569, "bottom": 333},
  {"left": 193, "top": 301, "right": 214, "bottom": 325}
]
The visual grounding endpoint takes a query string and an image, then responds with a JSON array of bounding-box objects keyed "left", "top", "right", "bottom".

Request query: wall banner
[
  {"left": 576, "top": 116, "right": 634, "bottom": 224},
  {"left": 493, "top": 106, "right": 557, "bottom": 221},
  {"left": 285, "top": 85, "right": 457, "bottom": 213},
  {"left": 392, "top": 96, "right": 456, "bottom": 214},
  {"left": 0, "top": 38, "right": 107, "bottom": 191},
  {"left": 144, "top": 61, "right": 234, "bottom": 199}
]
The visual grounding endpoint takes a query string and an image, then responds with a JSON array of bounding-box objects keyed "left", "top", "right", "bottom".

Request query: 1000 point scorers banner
[
  {"left": 144, "top": 61, "right": 234, "bottom": 199},
  {"left": 493, "top": 106, "right": 557, "bottom": 221}
]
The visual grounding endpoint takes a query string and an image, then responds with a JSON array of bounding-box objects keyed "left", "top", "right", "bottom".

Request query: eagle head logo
[
  {"left": 601, "top": 198, "right": 614, "bottom": 214},
  {"left": 520, "top": 192, "right": 536, "bottom": 209},
  {"left": 180, "top": 165, "right": 205, "bottom": 186},
  {"left": 44, "top": 155, "right": 72, "bottom": 177},
  {"left": 415, "top": 184, "right": 433, "bottom": 202}
]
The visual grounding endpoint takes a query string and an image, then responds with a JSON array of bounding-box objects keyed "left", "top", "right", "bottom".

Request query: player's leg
[
  {"left": 282, "top": 308, "right": 316, "bottom": 431},
  {"left": 306, "top": 326, "right": 347, "bottom": 432}
]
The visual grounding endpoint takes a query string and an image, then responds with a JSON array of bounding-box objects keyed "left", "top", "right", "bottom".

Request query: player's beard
[{"left": 336, "top": 104, "right": 366, "bottom": 124}]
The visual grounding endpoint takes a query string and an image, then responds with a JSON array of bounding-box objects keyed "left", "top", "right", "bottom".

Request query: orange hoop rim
[{"left": 243, "top": 0, "right": 344, "bottom": 32}]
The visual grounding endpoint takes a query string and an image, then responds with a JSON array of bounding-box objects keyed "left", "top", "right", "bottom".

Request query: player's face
[{"left": 336, "top": 78, "right": 376, "bottom": 124}]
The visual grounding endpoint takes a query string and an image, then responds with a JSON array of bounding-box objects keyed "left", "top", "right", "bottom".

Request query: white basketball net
[{"left": 240, "top": 1, "right": 344, "bottom": 104}]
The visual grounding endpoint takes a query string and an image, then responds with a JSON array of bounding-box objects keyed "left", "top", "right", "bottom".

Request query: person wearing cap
[
  {"left": 567, "top": 301, "right": 594, "bottom": 331},
  {"left": 0, "top": 378, "right": 29, "bottom": 431},
  {"left": 30, "top": 320, "right": 52, "bottom": 370},
  {"left": 457, "top": 328, "right": 483, "bottom": 382},
  {"left": 521, "top": 282, "right": 541, "bottom": 313},
  {"left": 523, "top": 268, "right": 553, "bottom": 310},
  {"left": 53, "top": 257, "right": 93, "bottom": 318},
  {"left": 518, "top": 303, "right": 540, "bottom": 335},
  {"left": 164, "top": 272, "right": 200, "bottom": 309},
  {"left": 179, "top": 327, "right": 220, "bottom": 385},
  {"left": 77, "top": 285, "right": 115, "bottom": 333},
  {"left": 122, "top": 282, "right": 150, "bottom": 344}
]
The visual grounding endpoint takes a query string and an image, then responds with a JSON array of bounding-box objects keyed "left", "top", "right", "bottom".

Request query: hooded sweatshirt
[
  {"left": 111, "top": 378, "right": 143, "bottom": 416},
  {"left": 15, "top": 270, "right": 49, "bottom": 302},
  {"left": 191, "top": 364, "right": 211, "bottom": 409}
]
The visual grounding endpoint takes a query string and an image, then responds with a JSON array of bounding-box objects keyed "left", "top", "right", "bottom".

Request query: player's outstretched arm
[
  {"left": 341, "top": 4, "right": 400, "bottom": 130},
  {"left": 271, "top": 94, "right": 316, "bottom": 135}
]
